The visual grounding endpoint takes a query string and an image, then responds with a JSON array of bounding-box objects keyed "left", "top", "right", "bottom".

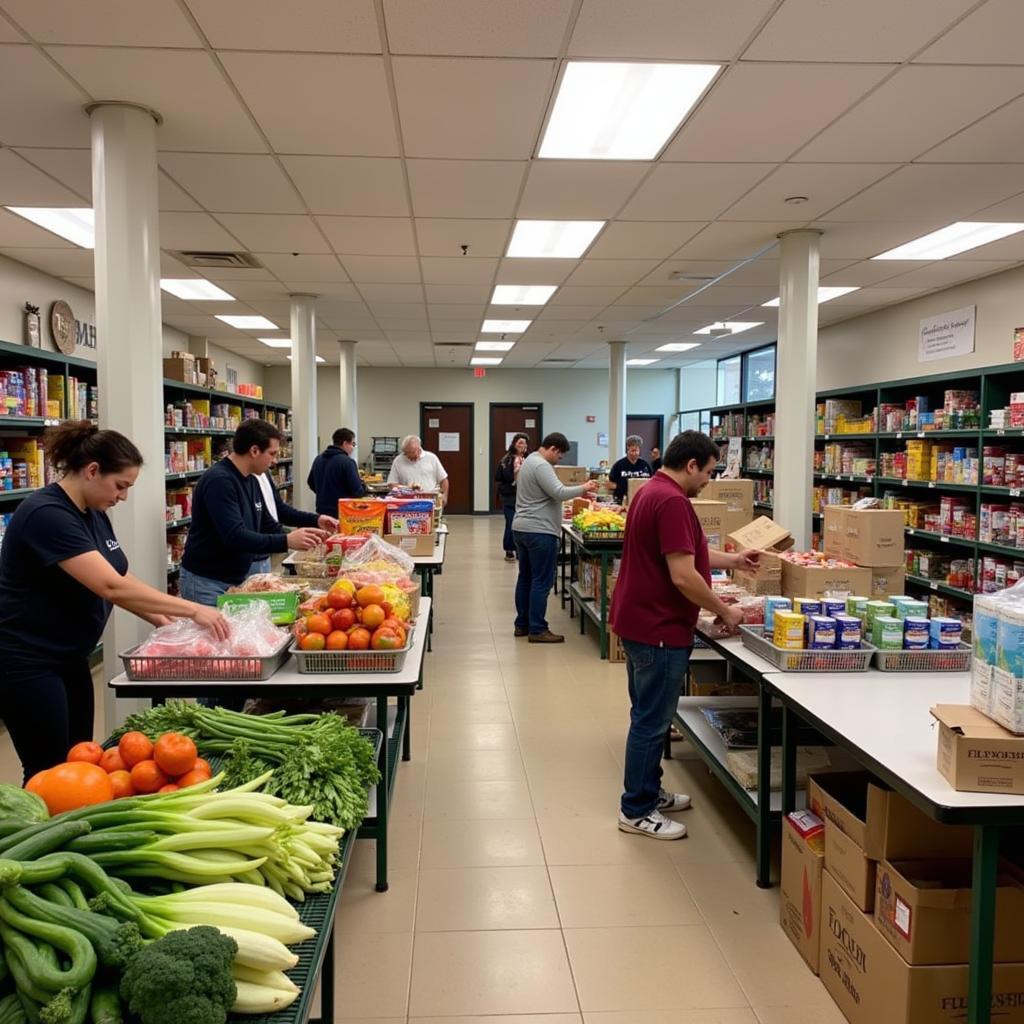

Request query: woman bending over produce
[{"left": 0, "top": 422, "right": 228, "bottom": 782}]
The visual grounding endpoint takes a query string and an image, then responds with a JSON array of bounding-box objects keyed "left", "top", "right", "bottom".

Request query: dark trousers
[
  {"left": 501, "top": 504, "right": 516, "bottom": 554},
  {"left": 512, "top": 530, "right": 558, "bottom": 635},
  {"left": 0, "top": 657, "right": 95, "bottom": 782}
]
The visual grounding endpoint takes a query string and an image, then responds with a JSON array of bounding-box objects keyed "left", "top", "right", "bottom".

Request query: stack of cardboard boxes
[
  {"left": 693, "top": 479, "right": 756, "bottom": 551},
  {"left": 781, "top": 771, "right": 1024, "bottom": 1023},
  {"left": 824, "top": 507, "right": 907, "bottom": 599},
  {"left": 163, "top": 351, "right": 218, "bottom": 389},
  {"left": 726, "top": 516, "right": 794, "bottom": 595}
]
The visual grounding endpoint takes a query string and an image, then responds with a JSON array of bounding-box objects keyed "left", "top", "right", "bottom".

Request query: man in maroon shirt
[{"left": 610, "top": 430, "right": 759, "bottom": 840}]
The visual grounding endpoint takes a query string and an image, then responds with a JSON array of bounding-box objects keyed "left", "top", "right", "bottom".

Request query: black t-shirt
[
  {"left": 609, "top": 456, "right": 653, "bottom": 502},
  {"left": 0, "top": 482, "right": 129, "bottom": 662}
]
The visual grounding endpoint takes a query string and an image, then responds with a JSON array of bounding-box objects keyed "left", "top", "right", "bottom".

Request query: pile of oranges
[
  {"left": 26, "top": 731, "right": 212, "bottom": 815},
  {"left": 295, "top": 579, "right": 409, "bottom": 653}
]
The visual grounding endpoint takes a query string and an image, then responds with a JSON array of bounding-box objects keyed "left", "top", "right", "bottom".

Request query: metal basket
[
  {"left": 290, "top": 626, "right": 414, "bottom": 674},
  {"left": 872, "top": 642, "right": 972, "bottom": 672},
  {"left": 738, "top": 625, "right": 875, "bottom": 672},
  {"left": 578, "top": 530, "right": 625, "bottom": 541},
  {"left": 119, "top": 633, "right": 291, "bottom": 681}
]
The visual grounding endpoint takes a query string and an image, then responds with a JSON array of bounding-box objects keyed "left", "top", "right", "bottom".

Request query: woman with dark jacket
[{"left": 494, "top": 433, "right": 529, "bottom": 561}]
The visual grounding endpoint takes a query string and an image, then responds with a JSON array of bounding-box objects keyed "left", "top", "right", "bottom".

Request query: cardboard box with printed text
[
  {"left": 780, "top": 810, "right": 825, "bottom": 973},
  {"left": 933, "top": 704, "right": 1024, "bottom": 795}
]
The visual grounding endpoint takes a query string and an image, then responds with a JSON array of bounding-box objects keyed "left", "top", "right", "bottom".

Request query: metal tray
[
  {"left": 738, "top": 625, "right": 875, "bottom": 672},
  {"left": 119, "top": 632, "right": 291, "bottom": 681},
  {"left": 290, "top": 625, "right": 414, "bottom": 674},
  {"left": 872, "top": 642, "right": 972, "bottom": 672}
]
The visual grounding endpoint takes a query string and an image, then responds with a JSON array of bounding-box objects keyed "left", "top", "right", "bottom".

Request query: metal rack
[{"left": 370, "top": 436, "right": 400, "bottom": 476}]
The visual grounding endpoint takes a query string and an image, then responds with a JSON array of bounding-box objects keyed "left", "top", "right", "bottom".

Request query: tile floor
[{"left": 0, "top": 516, "right": 846, "bottom": 1023}]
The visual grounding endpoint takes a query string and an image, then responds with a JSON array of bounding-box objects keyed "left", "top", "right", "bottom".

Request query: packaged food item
[
  {"left": 807, "top": 615, "right": 837, "bottom": 649},
  {"left": 773, "top": 610, "right": 806, "bottom": 649},
  {"left": 894, "top": 598, "right": 928, "bottom": 620},
  {"left": 996, "top": 607, "right": 1024, "bottom": 675},
  {"left": 871, "top": 615, "right": 904, "bottom": 650},
  {"left": 337, "top": 499, "right": 387, "bottom": 535},
  {"left": 902, "top": 616, "right": 930, "bottom": 650},
  {"left": 764, "top": 596, "right": 792, "bottom": 636},
  {"left": 974, "top": 594, "right": 999, "bottom": 665},
  {"left": 845, "top": 595, "right": 869, "bottom": 620},
  {"left": 930, "top": 616, "right": 962, "bottom": 649},
  {"left": 865, "top": 600, "right": 895, "bottom": 630},
  {"left": 793, "top": 598, "right": 822, "bottom": 618},
  {"left": 821, "top": 598, "right": 847, "bottom": 619},
  {"left": 834, "top": 614, "right": 862, "bottom": 649}
]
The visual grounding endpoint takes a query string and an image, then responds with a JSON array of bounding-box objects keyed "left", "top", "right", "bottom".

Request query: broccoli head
[
  {"left": 103, "top": 923, "right": 143, "bottom": 971},
  {"left": 38, "top": 988, "right": 90, "bottom": 1024},
  {"left": 120, "top": 927, "right": 237, "bottom": 1024}
]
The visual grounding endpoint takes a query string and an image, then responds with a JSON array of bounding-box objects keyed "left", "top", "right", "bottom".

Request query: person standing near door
[
  {"left": 494, "top": 433, "right": 529, "bottom": 561},
  {"left": 387, "top": 435, "right": 450, "bottom": 507},
  {"left": 512, "top": 432, "right": 597, "bottom": 643},
  {"left": 609, "top": 435, "right": 653, "bottom": 504}
]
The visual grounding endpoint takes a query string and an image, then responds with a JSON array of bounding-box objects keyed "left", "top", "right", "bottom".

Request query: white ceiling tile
[
  {"left": 670, "top": 220, "right": 802, "bottom": 259},
  {"left": 866, "top": 261, "right": 1017, "bottom": 291},
  {"left": 393, "top": 56, "right": 554, "bottom": 159},
  {"left": 565, "top": 259, "right": 661, "bottom": 286},
  {"left": 360, "top": 284, "right": 425, "bottom": 304},
  {"left": 919, "top": 94, "right": 1024, "bottom": 163},
  {"left": 338, "top": 255, "right": 421, "bottom": 282},
  {"left": 159, "top": 211, "right": 244, "bottom": 250},
  {"left": 916, "top": 0, "right": 1024, "bottom": 64},
  {"left": 199, "top": 265, "right": 277, "bottom": 282},
  {"left": 318, "top": 216, "right": 416, "bottom": 255},
  {"left": 384, "top": 0, "right": 574, "bottom": 56},
  {"left": 206, "top": 279, "right": 288, "bottom": 299},
  {"left": 51, "top": 47, "right": 266, "bottom": 152},
  {"left": 0, "top": 46, "right": 90, "bottom": 147},
  {"left": 587, "top": 221, "right": 705, "bottom": 259},
  {"left": 518, "top": 162, "right": 649, "bottom": 219},
  {"left": 188, "top": 0, "right": 381, "bottom": 52},
  {"left": 281, "top": 156, "right": 409, "bottom": 217},
  {"left": 383, "top": 330, "right": 433, "bottom": 343},
  {"left": 820, "top": 258, "right": 926, "bottom": 288},
  {"left": 406, "top": 160, "right": 525, "bottom": 218},
  {"left": 255, "top": 254, "right": 348, "bottom": 281},
  {"left": 533, "top": 305, "right": 607, "bottom": 320},
  {"left": 797, "top": 66, "right": 1024, "bottom": 162},
  {"left": 824, "top": 164, "right": 1024, "bottom": 222},
  {"left": 569, "top": 0, "right": 776, "bottom": 59},
  {"left": 0, "top": 247, "right": 92, "bottom": 275},
  {"left": 424, "top": 284, "right": 489, "bottom": 304},
  {"left": 664, "top": 64, "right": 891, "bottom": 162},
  {"left": 415, "top": 218, "right": 511, "bottom": 258},
  {"left": 158, "top": 171, "right": 203, "bottom": 212},
  {"left": 725, "top": 163, "right": 898, "bottom": 221},
  {"left": 420, "top": 256, "right": 498, "bottom": 284},
  {"left": 220, "top": 53, "right": 398, "bottom": 156},
  {"left": 280, "top": 282, "right": 361, "bottom": 299},
  {"left": 160, "top": 253, "right": 196, "bottom": 277},
  {"left": 615, "top": 285, "right": 700, "bottom": 307},
  {"left": 546, "top": 285, "right": 626, "bottom": 306},
  {"left": 668, "top": 282, "right": 775, "bottom": 307},
  {"left": 945, "top": 233, "right": 1024, "bottom": 261},
  {"left": 821, "top": 286, "right": 926, "bottom": 307},
  {"left": 158, "top": 154, "right": 303, "bottom": 214},
  {"left": 813, "top": 220, "right": 945, "bottom": 260},
  {"left": 211, "top": 214, "right": 327, "bottom": 254},
  {"left": 745, "top": 0, "right": 975, "bottom": 62},
  {"left": 426, "top": 303, "right": 485, "bottom": 320},
  {"left": 620, "top": 164, "right": 776, "bottom": 221},
  {"left": 3, "top": 0, "right": 199, "bottom": 45},
  {"left": 494, "top": 257, "right": 576, "bottom": 284},
  {"left": 426, "top": 323, "right": 478, "bottom": 340},
  {"left": 0, "top": 149, "right": 83, "bottom": 205}
]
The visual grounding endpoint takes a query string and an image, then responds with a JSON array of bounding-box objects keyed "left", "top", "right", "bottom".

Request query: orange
[
  {"left": 347, "top": 627, "right": 371, "bottom": 651},
  {"left": 129, "top": 759, "right": 168, "bottom": 794},
  {"left": 118, "top": 731, "right": 154, "bottom": 769},
  {"left": 299, "top": 632, "right": 326, "bottom": 651},
  {"left": 176, "top": 769, "right": 209, "bottom": 789},
  {"left": 67, "top": 741, "right": 103, "bottom": 765},
  {"left": 306, "top": 613, "right": 332, "bottom": 636},
  {"left": 325, "top": 630, "right": 349, "bottom": 651},
  {"left": 355, "top": 585, "right": 385, "bottom": 609},
  {"left": 153, "top": 733, "right": 198, "bottom": 777},
  {"left": 360, "top": 603, "right": 385, "bottom": 629},
  {"left": 108, "top": 770, "right": 134, "bottom": 799},
  {"left": 370, "top": 626, "right": 403, "bottom": 651},
  {"left": 157, "top": 783, "right": 179, "bottom": 794}
]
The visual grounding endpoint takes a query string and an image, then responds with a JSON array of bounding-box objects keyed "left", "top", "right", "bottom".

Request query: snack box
[
  {"left": 834, "top": 614, "right": 863, "bottom": 649},
  {"left": 930, "top": 617, "right": 962, "bottom": 649},
  {"left": 807, "top": 615, "right": 837, "bottom": 649},
  {"left": 872, "top": 616, "right": 904, "bottom": 650},
  {"left": 902, "top": 616, "right": 930, "bottom": 650},
  {"left": 773, "top": 610, "right": 806, "bottom": 649}
]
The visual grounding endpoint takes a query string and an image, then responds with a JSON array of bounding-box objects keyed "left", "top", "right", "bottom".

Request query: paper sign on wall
[
  {"left": 428, "top": 418, "right": 440, "bottom": 428},
  {"left": 438, "top": 432, "right": 460, "bottom": 452},
  {"left": 525, "top": 418, "right": 535, "bottom": 428},
  {"left": 919, "top": 305, "right": 975, "bottom": 362},
  {"left": 597, "top": 432, "right": 608, "bottom": 446}
]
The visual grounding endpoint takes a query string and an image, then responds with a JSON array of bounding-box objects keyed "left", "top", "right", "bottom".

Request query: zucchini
[
  {"left": 0, "top": 993, "right": 26, "bottom": 1024},
  {"left": 4, "top": 823, "right": 91, "bottom": 862},
  {"left": 34, "top": 886, "right": 73, "bottom": 909},
  {"left": 2, "top": 944, "right": 53, "bottom": 1005},
  {"left": 55, "top": 881, "right": 89, "bottom": 913},
  {"left": 0, "top": 901, "right": 96, "bottom": 993},
  {"left": 16, "top": 994, "right": 40, "bottom": 1024},
  {"left": 65, "top": 833, "right": 155, "bottom": 856},
  {"left": 88, "top": 988, "right": 120, "bottom": 1024}
]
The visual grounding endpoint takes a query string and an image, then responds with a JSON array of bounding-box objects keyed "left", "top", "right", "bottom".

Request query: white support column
[
  {"left": 773, "top": 229, "right": 822, "bottom": 549},
  {"left": 89, "top": 101, "right": 165, "bottom": 724},
  {"left": 337, "top": 339, "right": 358, "bottom": 448},
  {"left": 608, "top": 340, "right": 627, "bottom": 464},
  {"left": 290, "top": 294, "right": 318, "bottom": 510}
]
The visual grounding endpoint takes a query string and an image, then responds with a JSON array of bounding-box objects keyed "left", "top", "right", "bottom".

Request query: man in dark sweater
[
  {"left": 180, "top": 419, "right": 331, "bottom": 605},
  {"left": 307, "top": 427, "right": 365, "bottom": 517}
]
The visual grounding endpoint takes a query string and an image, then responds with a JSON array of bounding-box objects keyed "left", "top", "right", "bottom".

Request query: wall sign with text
[{"left": 918, "top": 305, "right": 975, "bottom": 363}]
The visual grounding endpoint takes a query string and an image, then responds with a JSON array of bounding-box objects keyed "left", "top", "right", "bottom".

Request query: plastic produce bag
[
  {"left": 136, "top": 600, "right": 287, "bottom": 658},
  {"left": 340, "top": 532, "right": 416, "bottom": 580}
]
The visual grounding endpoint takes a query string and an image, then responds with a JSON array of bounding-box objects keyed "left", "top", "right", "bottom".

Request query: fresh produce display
[
  {"left": 134, "top": 604, "right": 285, "bottom": 660},
  {"left": 112, "top": 704, "right": 380, "bottom": 830},
  {"left": 572, "top": 508, "right": 626, "bottom": 534},
  {"left": 294, "top": 579, "right": 411, "bottom": 654}
]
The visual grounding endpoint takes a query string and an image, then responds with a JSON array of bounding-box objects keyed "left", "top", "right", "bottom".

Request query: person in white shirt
[{"left": 387, "top": 435, "right": 450, "bottom": 506}]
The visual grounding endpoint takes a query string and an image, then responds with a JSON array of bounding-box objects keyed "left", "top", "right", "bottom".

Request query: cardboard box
[
  {"left": 163, "top": 357, "right": 198, "bottom": 384},
  {"left": 874, "top": 858, "right": 1024, "bottom": 965},
  {"left": 780, "top": 811, "right": 825, "bottom": 973},
  {"left": 554, "top": 465, "right": 589, "bottom": 485},
  {"left": 607, "top": 627, "right": 625, "bottom": 663},
  {"left": 820, "top": 870, "right": 1024, "bottom": 1024},
  {"left": 734, "top": 550, "right": 783, "bottom": 594},
  {"left": 782, "top": 561, "right": 873, "bottom": 601},
  {"left": 625, "top": 477, "right": 650, "bottom": 506},
  {"left": 383, "top": 533, "right": 433, "bottom": 557},
  {"left": 933, "top": 703, "right": 1024, "bottom": 795},
  {"left": 727, "top": 516, "right": 793, "bottom": 555},
  {"left": 692, "top": 500, "right": 749, "bottom": 552},
  {"left": 702, "top": 478, "right": 754, "bottom": 518},
  {"left": 869, "top": 566, "right": 906, "bottom": 599},
  {"left": 842, "top": 508, "right": 906, "bottom": 567},
  {"left": 823, "top": 505, "right": 847, "bottom": 560}
]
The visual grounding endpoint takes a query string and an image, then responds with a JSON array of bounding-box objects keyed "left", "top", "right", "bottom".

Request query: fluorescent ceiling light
[
  {"left": 258, "top": 337, "right": 293, "bottom": 349},
  {"left": 762, "top": 286, "right": 859, "bottom": 307},
  {"left": 215, "top": 315, "right": 278, "bottom": 330},
  {"left": 6, "top": 207, "right": 94, "bottom": 248},
  {"left": 160, "top": 278, "right": 235, "bottom": 301},
  {"left": 655, "top": 342, "right": 702, "bottom": 353},
  {"left": 471, "top": 357, "right": 503, "bottom": 366},
  {"left": 475, "top": 340, "right": 515, "bottom": 351},
  {"left": 872, "top": 221, "right": 1024, "bottom": 260},
  {"left": 506, "top": 220, "right": 604, "bottom": 259},
  {"left": 482, "top": 318, "right": 532, "bottom": 333},
  {"left": 693, "top": 321, "right": 763, "bottom": 336},
  {"left": 626, "top": 358, "right": 659, "bottom": 366},
  {"left": 539, "top": 61, "right": 719, "bottom": 160},
  {"left": 286, "top": 354, "right": 326, "bottom": 364},
  {"left": 490, "top": 284, "right": 557, "bottom": 305}
]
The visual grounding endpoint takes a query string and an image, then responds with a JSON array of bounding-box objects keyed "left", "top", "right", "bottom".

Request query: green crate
[{"left": 217, "top": 592, "right": 299, "bottom": 625}]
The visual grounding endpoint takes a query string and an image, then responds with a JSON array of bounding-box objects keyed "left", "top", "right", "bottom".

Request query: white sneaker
[
  {"left": 618, "top": 808, "right": 687, "bottom": 840},
  {"left": 657, "top": 788, "right": 692, "bottom": 813}
]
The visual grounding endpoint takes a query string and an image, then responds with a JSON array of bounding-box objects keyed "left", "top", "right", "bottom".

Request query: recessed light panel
[
  {"left": 6, "top": 207, "right": 95, "bottom": 248},
  {"left": 655, "top": 342, "right": 702, "bottom": 352},
  {"left": 505, "top": 220, "right": 604, "bottom": 259},
  {"left": 476, "top": 340, "right": 515, "bottom": 351},
  {"left": 287, "top": 354, "right": 326, "bottom": 364},
  {"left": 626, "top": 358, "right": 659, "bottom": 366},
  {"left": 161, "top": 279, "right": 235, "bottom": 301},
  {"left": 482, "top": 319, "right": 532, "bottom": 333},
  {"left": 762, "top": 286, "right": 859, "bottom": 307},
  {"left": 490, "top": 284, "right": 557, "bottom": 305},
  {"left": 258, "top": 337, "right": 293, "bottom": 349},
  {"left": 872, "top": 221, "right": 1024, "bottom": 260},
  {"left": 215, "top": 315, "right": 278, "bottom": 330},
  {"left": 471, "top": 357, "right": 503, "bottom": 366}
]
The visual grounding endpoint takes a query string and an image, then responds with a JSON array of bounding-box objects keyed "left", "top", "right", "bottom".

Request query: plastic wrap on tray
[
  {"left": 135, "top": 601, "right": 285, "bottom": 659},
  {"left": 226, "top": 573, "right": 301, "bottom": 594},
  {"left": 341, "top": 533, "right": 416, "bottom": 578}
]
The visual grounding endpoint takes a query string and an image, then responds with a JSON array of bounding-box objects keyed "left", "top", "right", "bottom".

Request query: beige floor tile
[
  {"left": 428, "top": 700, "right": 513, "bottom": 725},
  {"left": 424, "top": 778, "right": 535, "bottom": 820},
  {"left": 337, "top": 867, "right": 418, "bottom": 933},
  {"left": 673, "top": 859, "right": 781, "bottom": 928},
  {"left": 409, "top": 929, "right": 579, "bottom": 1017},
  {"left": 537, "top": 813, "right": 676, "bottom": 867},
  {"left": 550, "top": 861, "right": 703, "bottom": 928},
  {"left": 752, "top": 1002, "right": 846, "bottom": 1024},
  {"left": 585, "top": 1012, "right": 758, "bottom": 1024},
  {"left": 346, "top": 825, "right": 422, "bottom": 879},
  {"left": 564, "top": 925, "right": 748, "bottom": 1012},
  {"left": 420, "top": 818, "right": 546, "bottom": 869},
  {"left": 411, "top": 1017, "right": 582, "bottom": 1024},
  {"left": 523, "top": 747, "right": 623, "bottom": 781},
  {"left": 332, "top": 930, "right": 413, "bottom": 1019},
  {"left": 529, "top": 774, "right": 622, "bottom": 817},
  {"left": 431, "top": 684, "right": 508, "bottom": 704},
  {"left": 427, "top": 747, "right": 526, "bottom": 782},
  {"left": 336, "top": 1018, "right": 406, "bottom": 1024},
  {"left": 416, "top": 865, "right": 559, "bottom": 931},
  {"left": 425, "top": 722, "right": 521, "bottom": 750}
]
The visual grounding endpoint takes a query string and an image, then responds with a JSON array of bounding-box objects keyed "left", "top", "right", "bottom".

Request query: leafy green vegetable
[{"left": 0, "top": 787, "right": 48, "bottom": 825}]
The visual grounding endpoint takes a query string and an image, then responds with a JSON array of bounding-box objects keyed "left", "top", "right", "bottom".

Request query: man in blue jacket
[
  {"left": 307, "top": 427, "right": 365, "bottom": 517},
  {"left": 180, "top": 419, "right": 331, "bottom": 605}
]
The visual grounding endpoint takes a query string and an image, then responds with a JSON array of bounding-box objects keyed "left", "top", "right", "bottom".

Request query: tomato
[
  {"left": 30, "top": 762, "right": 114, "bottom": 815},
  {"left": 25, "top": 770, "right": 49, "bottom": 797},
  {"left": 176, "top": 769, "right": 209, "bottom": 789},
  {"left": 380, "top": 601, "right": 393, "bottom": 618},
  {"left": 306, "top": 613, "right": 332, "bottom": 636},
  {"left": 67, "top": 741, "right": 103, "bottom": 765},
  {"left": 330, "top": 607, "right": 356, "bottom": 632},
  {"left": 118, "top": 731, "right": 154, "bottom": 769},
  {"left": 347, "top": 627, "right": 371, "bottom": 651},
  {"left": 129, "top": 759, "right": 168, "bottom": 794},
  {"left": 193, "top": 757, "right": 213, "bottom": 779},
  {"left": 158, "top": 783, "right": 179, "bottom": 794},
  {"left": 371, "top": 626, "right": 402, "bottom": 650},
  {"left": 326, "top": 587, "right": 353, "bottom": 610},
  {"left": 108, "top": 770, "right": 134, "bottom": 799},
  {"left": 299, "top": 632, "right": 326, "bottom": 651},
  {"left": 153, "top": 733, "right": 198, "bottom": 777},
  {"left": 360, "top": 604, "right": 386, "bottom": 629},
  {"left": 355, "top": 585, "right": 385, "bottom": 609},
  {"left": 325, "top": 630, "right": 349, "bottom": 651},
  {"left": 98, "top": 748, "right": 128, "bottom": 774}
]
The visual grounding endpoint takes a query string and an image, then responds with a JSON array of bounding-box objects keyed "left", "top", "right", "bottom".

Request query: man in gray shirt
[{"left": 513, "top": 432, "right": 597, "bottom": 643}]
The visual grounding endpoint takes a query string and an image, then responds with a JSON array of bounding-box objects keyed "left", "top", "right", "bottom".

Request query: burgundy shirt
[{"left": 609, "top": 471, "right": 710, "bottom": 648}]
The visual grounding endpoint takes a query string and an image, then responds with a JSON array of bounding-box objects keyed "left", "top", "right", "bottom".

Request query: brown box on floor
[
  {"left": 607, "top": 627, "right": 625, "bottom": 663},
  {"left": 779, "top": 810, "right": 825, "bottom": 973},
  {"left": 555, "top": 465, "right": 588, "bottom": 485},
  {"left": 933, "top": 704, "right": 1024, "bottom": 795},
  {"left": 781, "top": 561, "right": 872, "bottom": 601},
  {"left": 820, "top": 870, "right": 1024, "bottom": 1024}
]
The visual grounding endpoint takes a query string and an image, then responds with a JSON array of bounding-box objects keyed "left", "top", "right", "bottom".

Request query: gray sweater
[{"left": 512, "top": 452, "right": 588, "bottom": 536}]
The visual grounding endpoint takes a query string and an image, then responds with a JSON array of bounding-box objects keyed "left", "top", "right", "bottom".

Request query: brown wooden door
[
  {"left": 626, "top": 414, "right": 664, "bottom": 464},
  {"left": 489, "top": 404, "right": 543, "bottom": 510},
  {"left": 420, "top": 403, "right": 474, "bottom": 515}
]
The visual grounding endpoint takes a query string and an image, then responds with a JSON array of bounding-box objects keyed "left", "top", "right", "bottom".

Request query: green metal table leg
[
  {"left": 401, "top": 695, "right": 411, "bottom": 762},
  {"left": 374, "top": 695, "right": 390, "bottom": 893},
  {"left": 755, "top": 683, "right": 772, "bottom": 888},
  {"left": 968, "top": 824, "right": 1000, "bottom": 1024},
  {"left": 781, "top": 702, "right": 797, "bottom": 816},
  {"left": 598, "top": 551, "right": 608, "bottom": 658}
]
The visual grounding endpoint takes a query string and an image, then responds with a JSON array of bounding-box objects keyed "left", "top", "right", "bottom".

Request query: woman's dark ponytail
[{"left": 44, "top": 421, "right": 144, "bottom": 475}]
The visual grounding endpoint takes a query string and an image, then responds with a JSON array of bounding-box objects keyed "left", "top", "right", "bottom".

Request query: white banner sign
[
  {"left": 438, "top": 431, "right": 460, "bottom": 452},
  {"left": 919, "top": 305, "right": 975, "bottom": 363}
]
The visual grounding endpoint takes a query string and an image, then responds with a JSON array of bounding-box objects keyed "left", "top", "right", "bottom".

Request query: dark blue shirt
[
  {"left": 0, "top": 482, "right": 129, "bottom": 662},
  {"left": 307, "top": 447, "right": 365, "bottom": 516}
]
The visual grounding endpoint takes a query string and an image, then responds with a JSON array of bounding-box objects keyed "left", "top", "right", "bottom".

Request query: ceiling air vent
[
  {"left": 541, "top": 358, "right": 576, "bottom": 365},
  {"left": 432, "top": 342, "right": 474, "bottom": 348},
  {"left": 171, "top": 251, "right": 264, "bottom": 270}
]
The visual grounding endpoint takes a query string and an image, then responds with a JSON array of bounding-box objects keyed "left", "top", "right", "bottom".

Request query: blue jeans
[
  {"left": 179, "top": 566, "right": 231, "bottom": 606},
  {"left": 513, "top": 531, "right": 558, "bottom": 635},
  {"left": 621, "top": 639, "right": 692, "bottom": 818},
  {"left": 501, "top": 505, "right": 516, "bottom": 555},
  {"left": 249, "top": 557, "right": 272, "bottom": 576}
]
